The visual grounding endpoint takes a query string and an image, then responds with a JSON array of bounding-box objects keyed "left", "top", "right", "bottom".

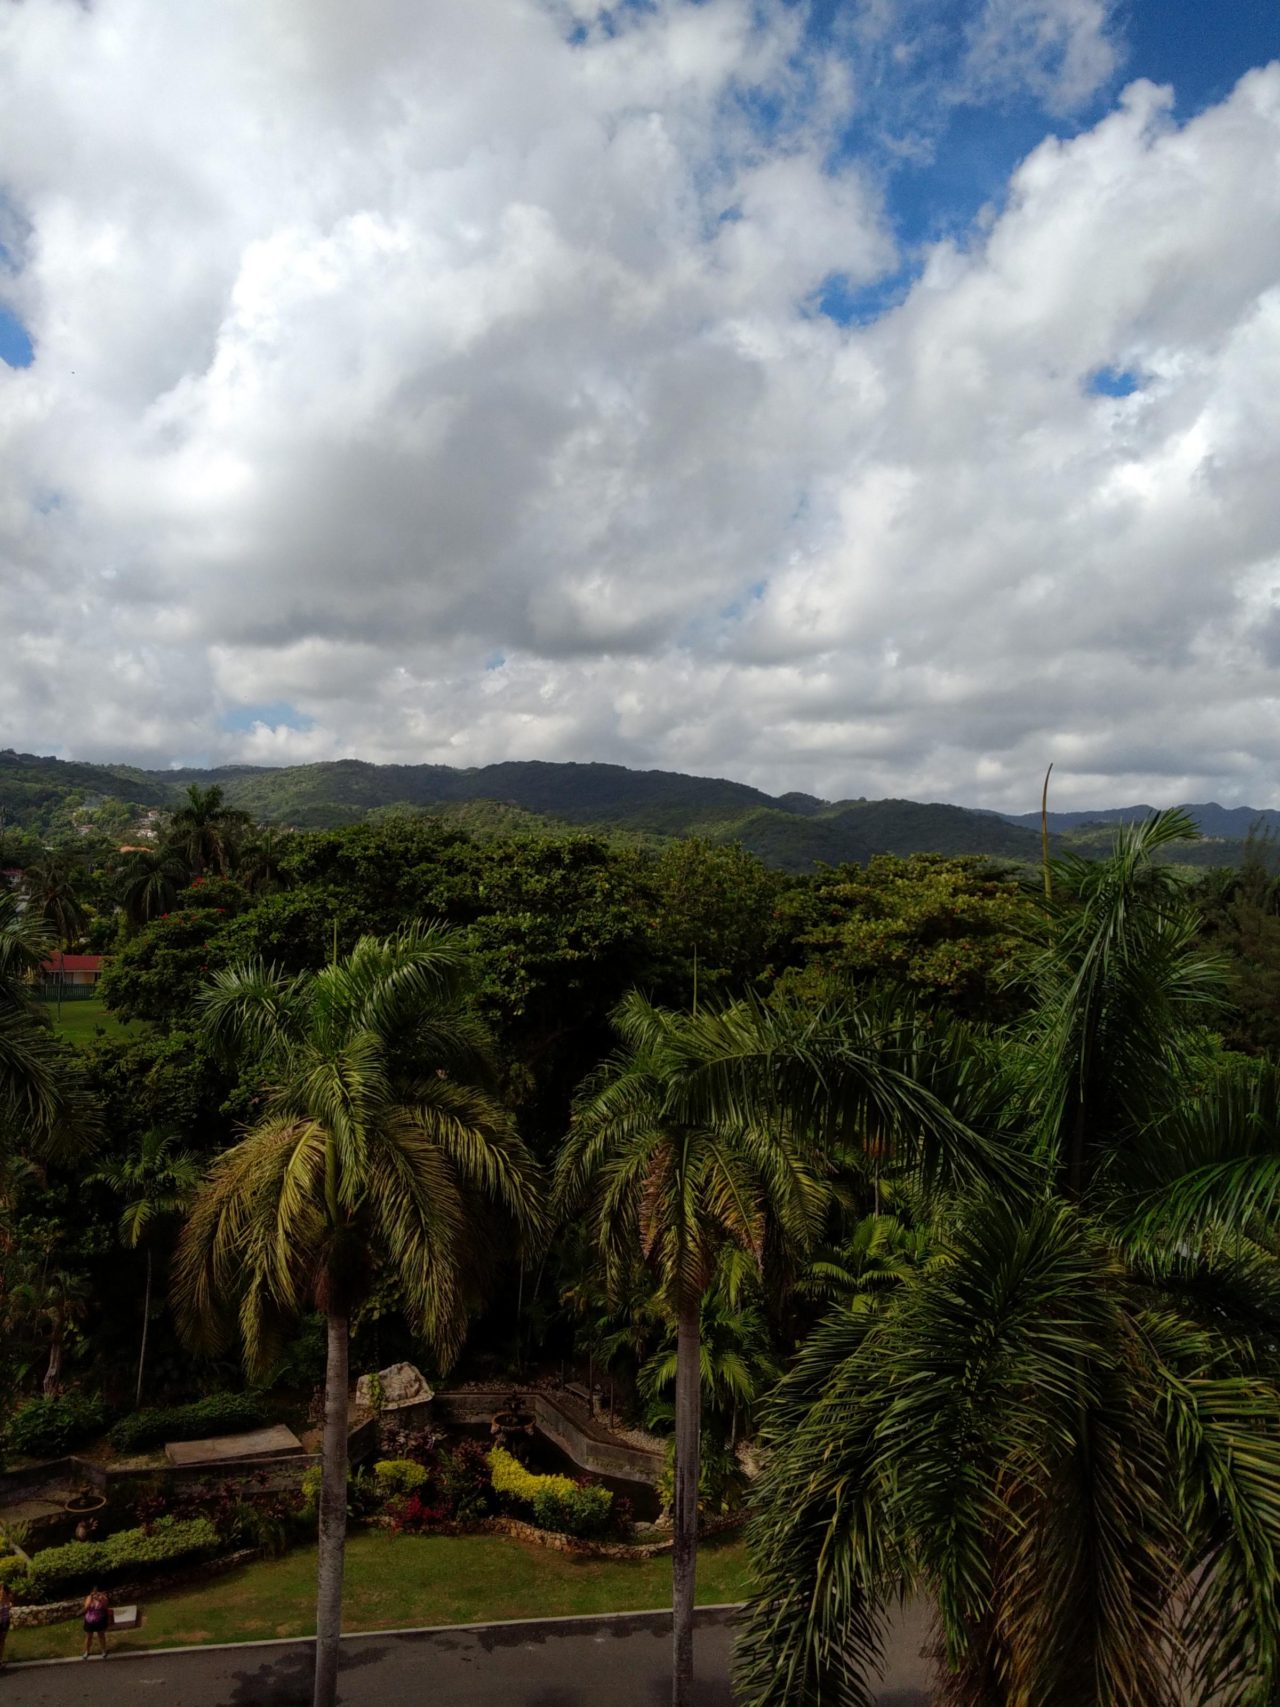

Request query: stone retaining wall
[
  {"left": 74, "top": 1451, "right": 323, "bottom": 1495},
  {"left": 430, "top": 1390, "right": 662, "bottom": 1485}
]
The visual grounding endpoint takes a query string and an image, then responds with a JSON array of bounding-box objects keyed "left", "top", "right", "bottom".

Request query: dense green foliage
[
  {"left": 106, "top": 1392, "right": 269, "bottom": 1454},
  {"left": 9, "top": 769, "right": 1280, "bottom": 1704},
  {"left": 3, "top": 1392, "right": 107, "bottom": 1459}
]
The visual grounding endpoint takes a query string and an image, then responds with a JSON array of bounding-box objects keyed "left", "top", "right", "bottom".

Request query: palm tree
[
  {"left": 166, "top": 784, "right": 251, "bottom": 878},
  {"left": 175, "top": 923, "right": 540, "bottom": 1707},
  {"left": 736, "top": 1196, "right": 1280, "bottom": 1707},
  {"left": 118, "top": 846, "right": 188, "bottom": 929},
  {"left": 735, "top": 812, "right": 1280, "bottom": 1706},
  {"left": 0, "top": 890, "right": 90, "bottom": 1163},
  {"left": 21, "top": 849, "right": 87, "bottom": 949},
  {"left": 555, "top": 990, "right": 978, "bottom": 1707},
  {"left": 89, "top": 1131, "right": 201, "bottom": 1406},
  {"left": 237, "top": 825, "right": 293, "bottom": 895},
  {"left": 638, "top": 1250, "right": 780, "bottom": 1448}
]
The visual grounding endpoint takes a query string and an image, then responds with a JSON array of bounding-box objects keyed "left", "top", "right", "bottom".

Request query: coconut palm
[
  {"left": 89, "top": 1130, "right": 201, "bottom": 1406},
  {"left": 165, "top": 784, "right": 251, "bottom": 878},
  {"left": 735, "top": 811, "right": 1280, "bottom": 1707},
  {"left": 555, "top": 990, "right": 983, "bottom": 1707},
  {"left": 175, "top": 923, "right": 539, "bottom": 1707}
]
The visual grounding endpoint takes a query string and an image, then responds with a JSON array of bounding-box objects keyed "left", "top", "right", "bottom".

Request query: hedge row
[
  {"left": 107, "top": 1393, "right": 269, "bottom": 1454},
  {"left": 488, "top": 1446, "right": 613, "bottom": 1538},
  {"left": 0, "top": 1516, "right": 220, "bottom": 1602}
]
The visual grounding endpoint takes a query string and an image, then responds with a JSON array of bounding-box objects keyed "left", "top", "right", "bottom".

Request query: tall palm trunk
[
  {"left": 313, "top": 1311, "right": 349, "bottom": 1707},
  {"left": 136, "top": 1249, "right": 152, "bottom": 1408},
  {"left": 672, "top": 1292, "right": 701, "bottom": 1707}
]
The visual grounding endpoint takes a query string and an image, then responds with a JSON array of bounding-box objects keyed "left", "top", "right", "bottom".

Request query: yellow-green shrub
[
  {"left": 489, "top": 1446, "right": 613, "bottom": 1537},
  {"left": 374, "top": 1459, "right": 429, "bottom": 1498}
]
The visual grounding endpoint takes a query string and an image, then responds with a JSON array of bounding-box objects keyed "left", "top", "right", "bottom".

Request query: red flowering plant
[{"left": 387, "top": 1492, "right": 453, "bottom": 1534}]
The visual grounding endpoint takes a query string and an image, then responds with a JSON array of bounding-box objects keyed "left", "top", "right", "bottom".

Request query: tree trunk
[
  {"left": 672, "top": 1292, "right": 701, "bottom": 1707},
  {"left": 136, "top": 1250, "right": 152, "bottom": 1409},
  {"left": 312, "top": 1312, "right": 349, "bottom": 1707},
  {"left": 43, "top": 1322, "right": 63, "bottom": 1396}
]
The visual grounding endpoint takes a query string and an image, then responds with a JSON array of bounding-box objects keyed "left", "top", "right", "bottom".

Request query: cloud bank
[{"left": 1, "top": 0, "right": 1278, "bottom": 810}]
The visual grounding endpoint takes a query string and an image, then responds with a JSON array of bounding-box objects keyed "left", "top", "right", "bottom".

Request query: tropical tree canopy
[{"left": 736, "top": 810, "right": 1280, "bottom": 1707}]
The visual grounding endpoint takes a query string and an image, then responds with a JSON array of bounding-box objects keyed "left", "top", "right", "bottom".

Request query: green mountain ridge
[{"left": 0, "top": 748, "right": 1256, "bottom": 871}]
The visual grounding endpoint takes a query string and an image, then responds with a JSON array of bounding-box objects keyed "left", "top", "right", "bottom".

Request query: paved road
[{"left": 2, "top": 1605, "right": 934, "bottom": 1706}]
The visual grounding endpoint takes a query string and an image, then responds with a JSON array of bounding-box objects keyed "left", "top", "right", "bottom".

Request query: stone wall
[
  {"left": 73, "top": 1451, "right": 322, "bottom": 1495},
  {"left": 430, "top": 1390, "right": 662, "bottom": 1486}
]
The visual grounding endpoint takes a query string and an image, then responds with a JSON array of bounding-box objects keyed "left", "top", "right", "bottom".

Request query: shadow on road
[{"left": 225, "top": 1641, "right": 385, "bottom": 1705}]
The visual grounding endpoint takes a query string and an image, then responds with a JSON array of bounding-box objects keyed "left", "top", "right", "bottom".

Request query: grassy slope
[{"left": 6, "top": 1531, "right": 751, "bottom": 1662}]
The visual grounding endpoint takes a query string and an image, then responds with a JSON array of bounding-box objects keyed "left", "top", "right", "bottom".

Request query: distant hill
[
  {"left": 2, "top": 747, "right": 1268, "bottom": 871},
  {"left": 1002, "top": 802, "right": 1280, "bottom": 839}
]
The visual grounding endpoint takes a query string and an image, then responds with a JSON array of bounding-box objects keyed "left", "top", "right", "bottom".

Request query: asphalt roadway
[{"left": 2, "top": 1604, "right": 935, "bottom": 1706}]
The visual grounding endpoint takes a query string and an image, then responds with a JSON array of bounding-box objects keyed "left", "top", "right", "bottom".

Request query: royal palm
[{"left": 557, "top": 990, "right": 974, "bottom": 1707}]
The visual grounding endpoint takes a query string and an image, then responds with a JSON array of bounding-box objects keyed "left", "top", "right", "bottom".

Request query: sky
[{"left": 1, "top": 0, "right": 1279, "bottom": 812}]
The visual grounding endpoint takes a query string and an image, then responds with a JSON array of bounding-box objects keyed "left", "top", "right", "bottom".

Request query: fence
[{"left": 31, "top": 983, "right": 99, "bottom": 1001}]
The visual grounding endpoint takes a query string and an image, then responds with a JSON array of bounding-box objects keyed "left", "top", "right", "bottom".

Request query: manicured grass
[
  {"left": 43, "top": 996, "right": 146, "bottom": 1046},
  {"left": 6, "top": 1530, "right": 752, "bottom": 1662}
]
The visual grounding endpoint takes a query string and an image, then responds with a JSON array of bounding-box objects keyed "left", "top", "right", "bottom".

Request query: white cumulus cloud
[{"left": 0, "top": 0, "right": 1278, "bottom": 813}]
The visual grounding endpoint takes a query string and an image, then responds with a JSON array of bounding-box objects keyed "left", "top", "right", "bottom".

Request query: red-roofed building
[{"left": 40, "top": 954, "right": 104, "bottom": 988}]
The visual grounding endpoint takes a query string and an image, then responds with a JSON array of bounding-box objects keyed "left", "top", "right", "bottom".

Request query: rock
[{"left": 355, "top": 1362, "right": 434, "bottom": 1411}]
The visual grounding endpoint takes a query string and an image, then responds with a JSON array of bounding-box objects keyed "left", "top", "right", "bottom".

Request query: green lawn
[
  {"left": 7, "top": 1531, "right": 751, "bottom": 1663},
  {"left": 43, "top": 996, "right": 146, "bottom": 1046}
]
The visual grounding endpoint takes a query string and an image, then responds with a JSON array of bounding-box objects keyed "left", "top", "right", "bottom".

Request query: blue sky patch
[
  {"left": 1088, "top": 366, "right": 1142, "bottom": 398},
  {"left": 0, "top": 307, "right": 33, "bottom": 368},
  {"left": 220, "top": 701, "right": 314, "bottom": 732}
]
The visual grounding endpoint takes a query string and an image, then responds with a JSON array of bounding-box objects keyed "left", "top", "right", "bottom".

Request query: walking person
[
  {"left": 0, "top": 1581, "right": 12, "bottom": 1670},
  {"left": 82, "top": 1585, "right": 110, "bottom": 1658}
]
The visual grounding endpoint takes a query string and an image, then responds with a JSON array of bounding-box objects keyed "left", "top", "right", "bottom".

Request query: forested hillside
[{"left": 6, "top": 746, "right": 1275, "bottom": 869}]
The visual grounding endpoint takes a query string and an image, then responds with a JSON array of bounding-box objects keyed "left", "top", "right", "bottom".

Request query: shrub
[
  {"left": 387, "top": 1492, "right": 453, "bottom": 1534},
  {"left": 374, "top": 1459, "right": 429, "bottom": 1499},
  {"left": 657, "top": 1435, "right": 746, "bottom": 1517},
  {"left": 107, "top": 1393, "right": 268, "bottom": 1455},
  {"left": 296, "top": 1465, "right": 382, "bottom": 1524},
  {"left": 0, "top": 1564, "right": 35, "bottom": 1602},
  {"left": 0, "top": 1555, "right": 34, "bottom": 1591},
  {"left": 4, "top": 1393, "right": 106, "bottom": 1459},
  {"left": 26, "top": 1516, "right": 219, "bottom": 1598},
  {"left": 298, "top": 1465, "right": 323, "bottom": 1520},
  {"left": 437, "top": 1438, "right": 494, "bottom": 1523},
  {"left": 489, "top": 1447, "right": 613, "bottom": 1538},
  {"left": 378, "top": 1421, "right": 443, "bottom": 1464},
  {"left": 531, "top": 1481, "right": 613, "bottom": 1538}
]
